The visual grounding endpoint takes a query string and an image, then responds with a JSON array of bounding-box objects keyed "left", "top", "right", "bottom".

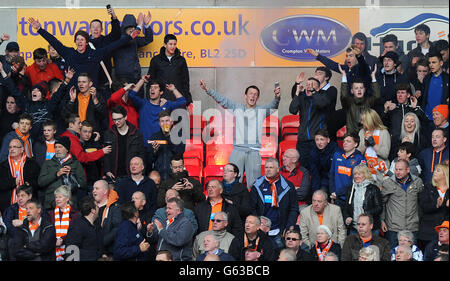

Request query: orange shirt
[
  {"left": 318, "top": 213, "right": 324, "bottom": 225},
  {"left": 77, "top": 93, "right": 91, "bottom": 122},
  {"left": 25, "top": 62, "right": 64, "bottom": 86},
  {"left": 208, "top": 200, "right": 223, "bottom": 230}
]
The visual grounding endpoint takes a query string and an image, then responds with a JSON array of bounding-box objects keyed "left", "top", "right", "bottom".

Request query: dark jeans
[{"left": 296, "top": 140, "right": 315, "bottom": 171}]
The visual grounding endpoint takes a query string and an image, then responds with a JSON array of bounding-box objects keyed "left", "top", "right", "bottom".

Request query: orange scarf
[
  {"left": 244, "top": 234, "right": 260, "bottom": 250},
  {"left": 9, "top": 154, "right": 26, "bottom": 204},
  {"left": 315, "top": 240, "right": 334, "bottom": 261},
  {"left": 55, "top": 205, "right": 71, "bottom": 261},
  {"left": 265, "top": 174, "right": 280, "bottom": 208},
  {"left": 18, "top": 207, "right": 27, "bottom": 221},
  {"left": 29, "top": 219, "right": 40, "bottom": 232},
  {"left": 431, "top": 146, "right": 445, "bottom": 173},
  {"left": 15, "top": 128, "right": 32, "bottom": 158}
]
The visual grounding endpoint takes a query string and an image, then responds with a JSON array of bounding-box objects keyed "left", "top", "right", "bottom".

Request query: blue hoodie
[{"left": 329, "top": 148, "right": 367, "bottom": 200}]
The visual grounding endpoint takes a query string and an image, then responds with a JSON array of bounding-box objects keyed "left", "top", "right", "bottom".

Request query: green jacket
[
  {"left": 38, "top": 155, "right": 87, "bottom": 209},
  {"left": 381, "top": 174, "right": 424, "bottom": 232}
]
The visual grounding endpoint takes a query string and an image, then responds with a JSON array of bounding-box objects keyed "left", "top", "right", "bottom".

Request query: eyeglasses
[
  {"left": 9, "top": 145, "right": 23, "bottom": 149},
  {"left": 211, "top": 219, "right": 225, "bottom": 223},
  {"left": 285, "top": 237, "right": 300, "bottom": 241},
  {"left": 112, "top": 116, "right": 125, "bottom": 122}
]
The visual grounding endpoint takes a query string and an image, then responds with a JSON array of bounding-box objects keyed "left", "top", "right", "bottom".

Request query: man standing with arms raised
[{"left": 200, "top": 80, "right": 280, "bottom": 188}]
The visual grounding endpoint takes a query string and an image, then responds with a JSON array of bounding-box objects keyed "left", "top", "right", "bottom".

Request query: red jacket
[
  {"left": 25, "top": 62, "right": 64, "bottom": 86},
  {"left": 60, "top": 130, "right": 105, "bottom": 164},
  {"left": 107, "top": 88, "right": 139, "bottom": 129},
  {"left": 279, "top": 163, "right": 311, "bottom": 205}
]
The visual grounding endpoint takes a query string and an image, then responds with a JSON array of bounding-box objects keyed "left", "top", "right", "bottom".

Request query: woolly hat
[
  {"left": 55, "top": 136, "right": 71, "bottom": 152},
  {"left": 433, "top": 104, "right": 449, "bottom": 119},
  {"left": 317, "top": 224, "right": 333, "bottom": 238},
  {"left": 6, "top": 41, "right": 19, "bottom": 52}
]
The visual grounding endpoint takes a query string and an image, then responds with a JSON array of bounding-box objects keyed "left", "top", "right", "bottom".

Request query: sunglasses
[
  {"left": 211, "top": 219, "right": 225, "bottom": 223},
  {"left": 285, "top": 237, "right": 300, "bottom": 241}
]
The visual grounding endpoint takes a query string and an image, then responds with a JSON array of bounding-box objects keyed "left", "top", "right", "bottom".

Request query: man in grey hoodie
[{"left": 200, "top": 80, "right": 280, "bottom": 188}]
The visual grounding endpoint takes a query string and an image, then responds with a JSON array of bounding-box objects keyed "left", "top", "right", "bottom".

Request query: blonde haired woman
[
  {"left": 342, "top": 164, "right": 383, "bottom": 235},
  {"left": 358, "top": 109, "right": 391, "bottom": 178},
  {"left": 48, "top": 185, "right": 79, "bottom": 261},
  {"left": 418, "top": 164, "right": 449, "bottom": 250}
]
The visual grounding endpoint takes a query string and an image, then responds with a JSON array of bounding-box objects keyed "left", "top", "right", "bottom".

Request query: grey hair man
[{"left": 192, "top": 211, "right": 235, "bottom": 259}]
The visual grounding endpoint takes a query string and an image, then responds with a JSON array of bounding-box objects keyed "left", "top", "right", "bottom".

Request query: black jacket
[
  {"left": 147, "top": 46, "right": 192, "bottom": 104},
  {"left": 343, "top": 183, "right": 383, "bottom": 230},
  {"left": 157, "top": 170, "right": 205, "bottom": 210},
  {"left": 221, "top": 180, "right": 252, "bottom": 222},
  {"left": 194, "top": 196, "right": 243, "bottom": 237},
  {"left": 418, "top": 182, "right": 449, "bottom": 242},
  {"left": 65, "top": 215, "right": 103, "bottom": 261},
  {"left": 289, "top": 91, "right": 330, "bottom": 143},
  {"left": 112, "top": 14, "right": 154, "bottom": 82},
  {"left": 228, "top": 230, "right": 277, "bottom": 261},
  {"left": 374, "top": 69, "right": 409, "bottom": 114},
  {"left": 11, "top": 216, "right": 56, "bottom": 261},
  {"left": 61, "top": 93, "right": 108, "bottom": 134},
  {"left": 116, "top": 176, "right": 158, "bottom": 218},
  {"left": 341, "top": 234, "right": 391, "bottom": 261},
  {"left": 310, "top": 241, "right": 342, "bottom": 261},
  {"left": 103, "top": 121, "right": 145, "bottom": 177},
  {"left": 149, "top": 129, "right": 185, "bottom": 181},
  {"left": 309, "top": 141, "right": 338, "bottom": 194},
  {"left": 0, "top": 158, "right": 41, "bottom": 213}
]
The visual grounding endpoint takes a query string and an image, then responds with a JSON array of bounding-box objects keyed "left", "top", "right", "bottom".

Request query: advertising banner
[
  {"left": 17, "top": 8, "right": 359, "bottom": 67},
  {"left": 359, "top": 8, "right": 449, "bottom": 57}
]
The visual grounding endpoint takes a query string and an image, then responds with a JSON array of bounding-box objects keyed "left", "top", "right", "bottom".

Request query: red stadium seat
[
  {"left": 336, "top": 126, "right": 347, "bottom": 149},
  {"left": 281, "top": 115, "right": 299, "bottom": 140},
  {"left": 203, "top": 165, "right": 225, "bottom": 190},
  {"left": 190, "top": 115, "right": 207, "bottom": 137},
  {"left": 262, "top": 114, "right": 280, "bottom": 136},
  {"left": 185, "top": 138, "right": 204, "bottom": 162},
  {"left": 260, "top": 134, "right": 278, "bottom": 160},
  {"left": 184, "top": 165, "right": 202, "bottom": 182}
]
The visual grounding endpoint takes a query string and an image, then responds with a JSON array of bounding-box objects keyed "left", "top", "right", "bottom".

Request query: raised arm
[
  {"left": 200, "top": 79, "right": 240, "bottom": 110},
  {"left": 28, "top": 17, "right": 71, "bottom": 59}
]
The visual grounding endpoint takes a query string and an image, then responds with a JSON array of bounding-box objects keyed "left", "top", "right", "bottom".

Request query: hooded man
[{"left": 112, "top": 12, "right": 154, "bottom": 85}]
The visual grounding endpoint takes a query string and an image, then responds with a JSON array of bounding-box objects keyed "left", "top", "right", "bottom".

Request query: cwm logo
[{"left": 260, "top": 15, "right": 352, "bottom": 61}]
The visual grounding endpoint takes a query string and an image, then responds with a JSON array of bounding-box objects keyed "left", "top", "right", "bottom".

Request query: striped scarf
[
  {"left": 54, "top": 205, "right": 71, "bottom": 261},
  {"left": 315, "top": 239, "right": 334, "bottom": 261},
  {"left": 15, "top": 128, "right": 32, "bottom": 158},
  {"left": 9, "top": 153, "right": 26, "bottom": 205}
]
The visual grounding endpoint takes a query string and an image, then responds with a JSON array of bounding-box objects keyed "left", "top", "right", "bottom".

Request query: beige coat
[
  {"left": 381, "top": 174, "right": 424, "bottom": 232},
  {"left": 299, "top": 203, "right": 347, "bottom": 247}
]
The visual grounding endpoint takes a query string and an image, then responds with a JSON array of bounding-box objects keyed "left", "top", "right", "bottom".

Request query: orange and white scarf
[
  {"left": 54, "top": 205, "right": 71, "bottom": 261},
  {"left": 18, "top": 207, "right": 27, "bottom": 221},
  {"left": 9, "top": 153, "right": 26, "bottom": 205},
  {"left": 16, "top": 128, "right": 32, "bottom": 158},
  {"left": 315, "top": 240, "right": 334, "bottom": 261},
  {"left": 265, "top": 174, "right": 280, "bottom": 208},
  {"left": 364, "top": 130, "right": 387, "bottom": 179}
]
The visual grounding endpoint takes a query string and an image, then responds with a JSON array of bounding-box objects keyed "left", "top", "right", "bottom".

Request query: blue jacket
[
  {"left": 149, "top": 212, "right": 195, "bottom": 261},
  {"left": 250, "top": 175, "right": 299, "bottom": 233},
  {"left": 329, "top": 149, "right": 367, "bottom": 200},
  {"left": 37, "top": 27, "right": 132, "bottom": 88},
  {"left": 113, "top": 220, "right": 149, "bottom": 261},
  {"left": 128, "top": 90, "right": 186, "bottom": 147}
]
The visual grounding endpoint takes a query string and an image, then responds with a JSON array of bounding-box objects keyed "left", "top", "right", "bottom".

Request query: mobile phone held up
[{"left": 106, "top": 4, "right": 111, "bottom": 9}]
